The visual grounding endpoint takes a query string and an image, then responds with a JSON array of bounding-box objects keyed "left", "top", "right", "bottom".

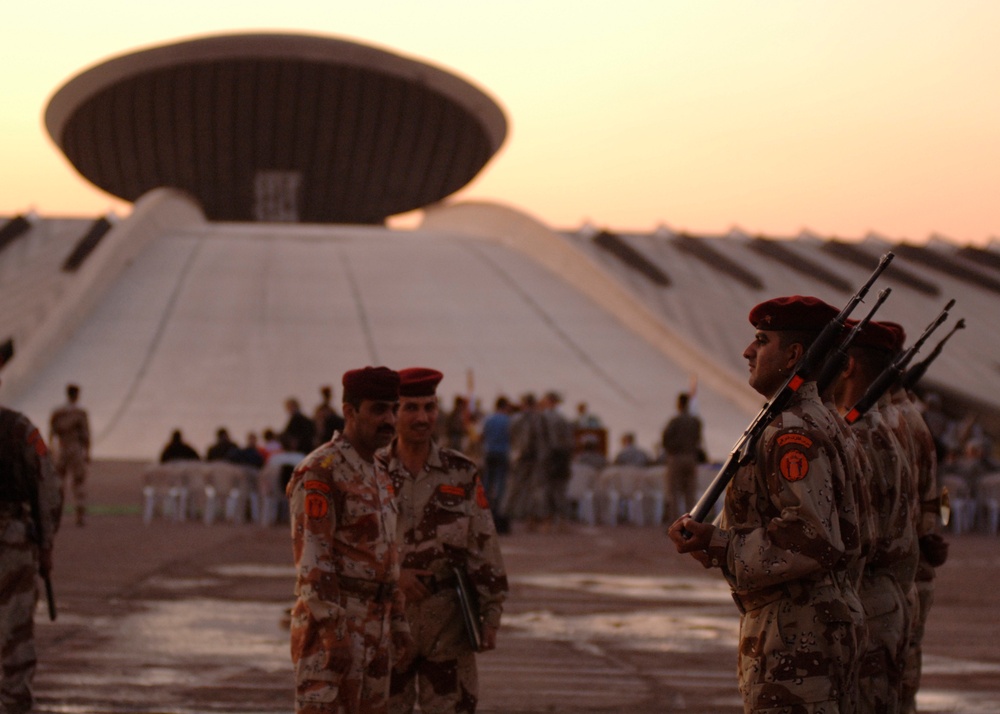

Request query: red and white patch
[
  {"left": 27, "top": 428, "right": 47, "bottom": 457},
  {"left": 305, "top": 493, "right": 329, "bottom": 519},
  {"left": 779, "top": 449, "right": 810, "bottom": 481}
]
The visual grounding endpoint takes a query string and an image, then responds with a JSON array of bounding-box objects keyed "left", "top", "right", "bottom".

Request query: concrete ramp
[{"left": 7, "top": 203, "right": 754, "bottom": 460}]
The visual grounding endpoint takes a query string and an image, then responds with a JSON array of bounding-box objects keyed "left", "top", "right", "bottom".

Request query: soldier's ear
[{"left": 784, "top": 342, "right": 805, "bottom": 372}]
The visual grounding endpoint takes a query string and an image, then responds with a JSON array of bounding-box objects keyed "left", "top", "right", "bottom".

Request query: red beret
[
  {"left": 878, "top": 321, "right": 907, "bottom": 352},
  {"left": 748, "top": 296, "right": 839, "bottom": 331},
  {"left": 342, "top": 366, "right": 399, "bottom": 403},
  {"left": 846, "top": 319, "right": 898, "bottom": 352},
  {"left": 398, "top": 367, "right": 444, "bottom": 397}
]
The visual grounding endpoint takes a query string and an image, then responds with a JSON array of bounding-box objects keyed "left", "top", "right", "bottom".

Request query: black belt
[
  {"left": 420, "top": 573, "right": 459, "bottom": 595},
  {"left": 337, "top": 575, "right": 395, "bottom": 602},
  {"left": 731, "top": 585, "right": 786, "bottom": 615}
]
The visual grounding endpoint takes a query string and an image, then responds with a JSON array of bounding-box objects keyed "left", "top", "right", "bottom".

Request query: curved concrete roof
[{"left": 45, "top": 33, "right": 507, "bottom": 224}]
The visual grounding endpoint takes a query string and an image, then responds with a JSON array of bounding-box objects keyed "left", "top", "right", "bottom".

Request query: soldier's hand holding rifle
[{"left": 667, "top": 515, "right": 716, "bottom": 568}]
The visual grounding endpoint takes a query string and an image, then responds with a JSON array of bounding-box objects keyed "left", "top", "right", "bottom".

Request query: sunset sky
[{"left": 3, "top": 1, "right": 1000, "bottom": 245}]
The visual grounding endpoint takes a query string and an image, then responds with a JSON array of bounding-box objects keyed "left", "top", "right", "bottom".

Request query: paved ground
[{"left": 28, "top": 460, "right": 1000, "bottom": 713}]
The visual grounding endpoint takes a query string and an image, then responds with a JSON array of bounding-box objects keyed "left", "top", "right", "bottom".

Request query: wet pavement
[{"left": 29, "top": 461, "right": 1000, "bottom": 713}]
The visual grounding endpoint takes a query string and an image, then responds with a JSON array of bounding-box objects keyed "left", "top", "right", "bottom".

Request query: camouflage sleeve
[
  {"left": 465, "top": 472, "right": 508, "bottom": 629},
  {"left": 27, "top": 422, "right": 63, "bottom": 544},
  {"left": 723, "top": 427, "right": 846, "bottom": 591},
  {"left": 288, "top": 467, "right": 345, "bottom": 622}
]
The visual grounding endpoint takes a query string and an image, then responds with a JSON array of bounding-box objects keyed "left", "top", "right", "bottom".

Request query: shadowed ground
[{"left": 30, "top": 460, "right": 1000, "bottom": 713}]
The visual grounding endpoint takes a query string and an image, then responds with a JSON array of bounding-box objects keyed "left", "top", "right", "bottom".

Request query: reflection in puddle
[
  {"left": 505, "top": 608, "right": 739, "bottom": 653},
  {"left": 212, "top": 564, "right": 296, "bottom": 578},
  {"left": 116, "top": 599, "right": 289, "bottom": 664},
  {"left": 513, "top": 573, "right": 734, "bottom": 603}
]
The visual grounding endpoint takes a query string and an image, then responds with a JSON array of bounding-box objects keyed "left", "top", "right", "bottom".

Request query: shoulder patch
[
  {"left": 777, "top": 432, "right": 813, "bottom": 449},
  {"left": 305, "top": 493, "right": 329, "bottom": 519},
  {"left": 304, "top": 479, "right": 331, "bottom": 493},
  {"left": 779, "top": 448, "right": 810, "bottom": 481},
  {"left": 438, "top": 484, "right": 465, "bottom": 497},
  {"left": 27, "top": 428, "right": 47, "bottom": 457}
]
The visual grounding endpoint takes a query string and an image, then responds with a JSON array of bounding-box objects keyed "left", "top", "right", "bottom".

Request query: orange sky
[{"left": 3, "top": 1, "right": 1000, "bottom": 245}]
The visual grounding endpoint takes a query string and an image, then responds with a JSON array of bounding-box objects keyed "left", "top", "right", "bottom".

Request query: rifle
[
  {"left": 901, "top": 318, "right": 966, "bottom": 392},
  {"left": 844, "top": 299, "right": 954, "bottom": 425},
  {"left": 28, "top": 485, "right": 57, "bottom": 621},
  {"left": 687, "top": 252, "right": 894, "bottom": 526},
  {"left": 814, "top": 287, "right": 892, "bottom": 394}
]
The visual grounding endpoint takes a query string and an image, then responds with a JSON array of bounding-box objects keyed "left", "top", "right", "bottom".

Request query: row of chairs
[
  {"left": 942, "top": 472, "right": 1000, "bottom": 536},
  {"left": 141, "top": 456, "right": 302, "bottom": 526},
  {"left": 565, "top": 463, "right": 722, "bottom": 527}
]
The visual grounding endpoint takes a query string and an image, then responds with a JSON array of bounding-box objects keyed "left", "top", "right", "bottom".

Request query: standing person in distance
[
  {"left": 661, "top": 391, "right": 703, "bottom": 523},
  {"left": 379, "top": 368, "right": 508, "bottom": 714},
  {"left": 1, "top": 367, "right": 64, "bottom": 714},
  {"left": 49, "top": 383, "right": 90, "bottom": 527},
  {"left": 668, "top": 296, "right": 866, "bottom": 714},
  {"left": 313, "top": 385, "right": 346, "bottom": 448},
  {"left": 286, "top": 367, "right": 412, "bottom": 714}
]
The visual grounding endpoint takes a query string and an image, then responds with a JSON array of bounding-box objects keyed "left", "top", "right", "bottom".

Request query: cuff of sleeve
[
  {"left": 706, "top": 528, "right": 730, "bottom": 568},
  {"left": 482, "top": 607, "right": 502, "bottom": 630}
]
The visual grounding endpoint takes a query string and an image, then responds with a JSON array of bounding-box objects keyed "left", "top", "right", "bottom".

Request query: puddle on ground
[
  {"left": 512, "top": 572, "right": 735, "bottom": 603},
  {"left": 38, "top": 570, "right": 1000, "bottom": 713},
  {"left": 505, "top": 608, "right": 740, "bottom": 653}
]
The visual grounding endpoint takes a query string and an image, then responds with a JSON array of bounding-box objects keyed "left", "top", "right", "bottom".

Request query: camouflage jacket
[
  {"left": 852, "top": 394, "right": 919, "bottom": 589},
  {"left": 378, "top": 439, "right": 508, "bottom": 629},
  {"left": 287, "top": 432, "right": 407, "bottom": 632},
  {"left": 891, "top": 388, "right": 940, "bottom": 581},
  {"left": 49, "top": 403, "right": 90, "bottom": 452},
  {"left": 0, "top": 407, "right": 63, "bottom": 547},
  {"left": 708, "top": 382, "right": 864, "bottom": 601}
]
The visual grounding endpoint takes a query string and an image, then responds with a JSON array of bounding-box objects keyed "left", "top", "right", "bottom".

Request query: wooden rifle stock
[
  {"left": 687, "top": 253, "right": 894, "bottom": 525},
  {"left": 845, "top": 299, "right": 954, "bottom": 425}
]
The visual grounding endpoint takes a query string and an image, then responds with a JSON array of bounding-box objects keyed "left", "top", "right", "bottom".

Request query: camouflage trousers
[
  {"left": 665, "top": 454, "right": 698, "bottom": 522},
  {"left": 290, "top": 593, "right": 393, "bottom": 714},
  {"left": 900, "top": 580, "right": 933, "bottom": 714},
  {"left": 858, "top": 572, "right": 910, "bottom": 714},
  {"left": 737, "top": 583, "right": 861, "bottom": 714},
  {"left": 389, "top": 591, "right": 477, "bottom": 714},
  {"left": 56, "top": 449, "right": 88, "bottom": 513},
  {"left": 0, "top": 530, "right": 39, "bottom": 714}
]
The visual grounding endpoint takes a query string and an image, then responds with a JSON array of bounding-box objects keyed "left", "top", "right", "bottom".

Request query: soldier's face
[
  {"left": 345, "top": 399, "right": 397, "bottom": 457},
  {"left": 396, "top": 396, "right": 439, "bottom": 447},
  {"left": 743, "top": 329, "right": 798, "bottom": 397}
]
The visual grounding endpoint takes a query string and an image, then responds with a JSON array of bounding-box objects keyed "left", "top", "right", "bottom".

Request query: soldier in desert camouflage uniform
[
  {"left": 670, "top": 296, "right": 866, "bottom": 714},
  {"left": 49, "top": 383, "right": 90, "bottom": 527},
  {"left": 1, "top": 371, "right": 64, "bottom": 714},
  {"left": 879, "top": 323, "right": 949, "bottom": 713},
  {"left": 834, "top": 320, "right": 919, "bottom": 714},
  {"left": 378, "top": 368, "right": 508, "bottom": 714},
  {"left": 287, "top": 367, "right": 412, "bottom": 714}
]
